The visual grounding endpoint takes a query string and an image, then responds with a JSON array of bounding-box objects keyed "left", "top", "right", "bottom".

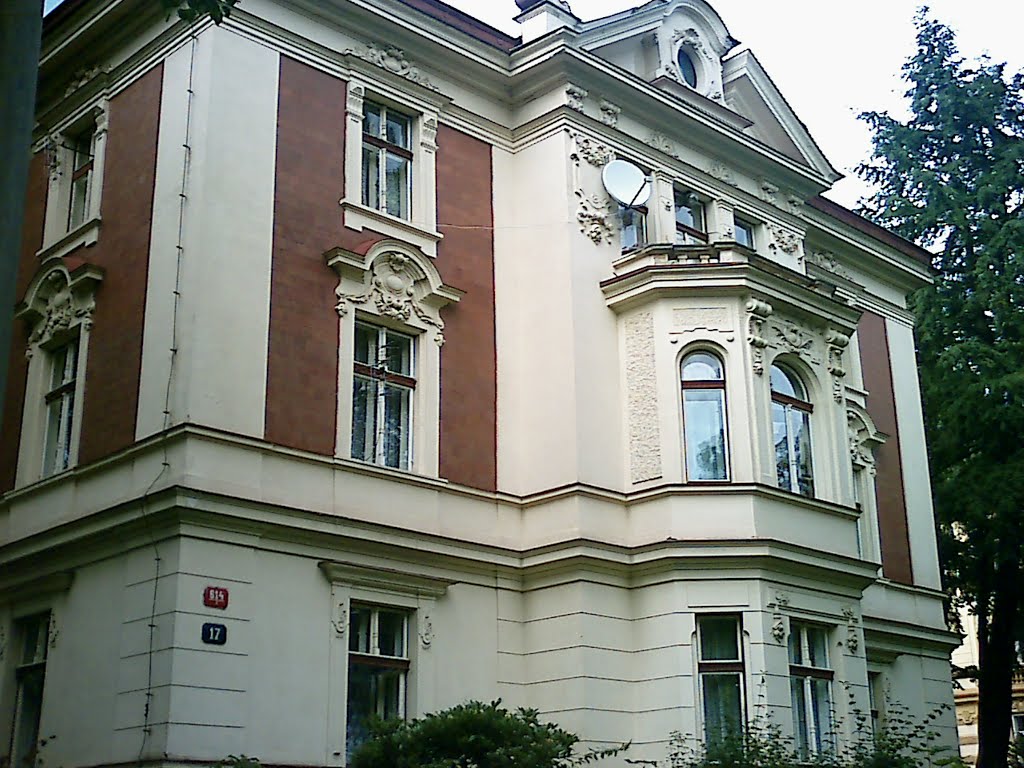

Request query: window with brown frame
[
  {"left": 674, "top": 188, "right": 707, "bottom": 245},
  {"left": 67, "top": 128, "right": 95, "bottom": 231},
  {"left": 681, "top": 351, "right": 729, "bottom": 481},
  {"left": 42, "top": 338, "right": 79, "bottom": 477},
  {"left": 362, "top": 102, "right": 413, "bottom": 220},
  {"left": 789, "top": 622, "right": 833, "bottom": 757},
  {"left": 9, "top": 612, "right": 51, "bottom": 768},
  {"left": 697, "top": 615, "right": 745, "bottom": 745},
  {"left": 347, "top": 604, "right": 410, "bottom": 758},
  {"left": 352, "top": 322, "right": 415, "bottom": 470},
  {"left": 770, "top": 364, "right": 814, "bottom": 497}
]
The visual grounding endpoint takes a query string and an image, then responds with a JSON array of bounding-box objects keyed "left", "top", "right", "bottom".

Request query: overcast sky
[{"left": 45, "top": 0, "right": 1024, "bottom": 207}]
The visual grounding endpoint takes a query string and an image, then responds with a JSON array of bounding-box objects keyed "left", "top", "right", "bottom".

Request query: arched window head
[
  {"left": 677, "top": 49, "right": 698, "bottom": 88},
  {"left": 770, "top": 364, "right": 813, "bottom": 497},
  {"left": 680, "top": 351, "right": 728, "bottom": 481}
]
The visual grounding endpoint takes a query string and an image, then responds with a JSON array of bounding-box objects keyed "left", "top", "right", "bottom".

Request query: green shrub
[{"left": 348, "top": 700, "right": 626, "bottom": 768}]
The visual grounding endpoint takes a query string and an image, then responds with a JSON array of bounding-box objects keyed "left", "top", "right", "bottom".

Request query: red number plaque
[{"left": 203, "top": 586, "right": 229, "bottom": 610}]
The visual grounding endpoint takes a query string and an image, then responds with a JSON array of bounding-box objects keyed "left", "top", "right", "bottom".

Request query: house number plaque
[
  {"left": 203, "top": 586, "right": 230, "bottom": 609},
  {"left": 202, "top": 623, "right": 227, "bottom": 646}
]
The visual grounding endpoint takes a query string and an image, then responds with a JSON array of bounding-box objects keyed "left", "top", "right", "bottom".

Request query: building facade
[{"left": 0, "top": 0, "right": 958, "bottom": 765}]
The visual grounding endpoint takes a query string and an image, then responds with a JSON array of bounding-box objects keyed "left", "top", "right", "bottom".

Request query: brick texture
[
  {"left": 77, "top": 64, "right": 164, "bottom": 465},
  {"left": 858, "top": 311, "right": 914, "bottom": 584},
  {"left": 434, "top": 125, "right": 497, "bottom": 492},
  {"left": 0, "top": 153, "right": 49, "bottom": 492},
  {"left": 265, "top": 58, "right": 379, "bottom": 454}
]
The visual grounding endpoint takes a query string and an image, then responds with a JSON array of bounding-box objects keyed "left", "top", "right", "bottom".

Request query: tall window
[
  {"left": 789, "top": 623, "right": 833, "bottom": 757},
  {"left": 675, "top": 188, "right": 707, "bottom": 245},
  {"left": 67, "top": 129, "right": 95, "bottom": 231},
  {"left": 698, "top": 616, "right": 745, "bottom": 744},
  {"left": 10, "top": 613, "right": 51, "bottom": 768},
  {"left": 43, "top": 338, "right": 79, "bottom": 477},
  {"left": 770, "top": 364, "right": 813, "bottom": 497},
  {"left": 362, "top": 102, "right": 412, "bottom": 220},
  {"left": 352, "top": 322, "right": 415, "bottom": 470},
  {"left": 347, "top": 605, "right": 409, "bottom": 757},
  {"left": 618, "top": 203, "right": 647, "bottom": 250},
  {"left": 681, "top": 352, "right": 728, "bottom": 481}
]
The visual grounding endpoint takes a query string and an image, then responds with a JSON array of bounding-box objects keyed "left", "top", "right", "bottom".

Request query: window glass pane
[
  {"left": 20, "top": 615, "right": 49, "bottom": 664},
  {"left": 60, "top": 391, "right": 75, "bottom": 471},
  {"left": 349, "top": 605, "right": 372, "bottom": 653},
  {"left": 791, "top": 677, "right": 809, "bottom": 757},
  {"left": 72, "top": 132, "right": 93, "bottom": 170},
  {"left": 735, "top": 219, "right": 754, "bottom": 248},
  {"left": 384, "top": 154, "right": 410, "bottom": 219},
  {"left": 699, "top": 616, "right": 739, "bottom": 661},
  {"left": 44, "top": 400, "right": 63, "bottom": 477},
  {"left": 351, "top": 377, "right": 378, "bottom": 462},
  {"left": 354, "top": 323, "right": 377, "bottom": 366},
  {"left": 618, "top": 206, "right": 646, "bottom": 250},
  {"left": 674, "top": 190, "right": 703, "bottom": 231},
  {"left": 386, "top": 112, "right": 410, "bottom": 148},
  {"left": 770, "top": 365, "right": 798, "bottom": 398},
  {"left": 792, "top": 409, "right": 814, "bottom": 497},
  {"left": 810, "top": 678, "right": 832, "bottom": 752},
  {"left": 773, "top": 402, "right": 792, "bottom": 490},
  {"left": 49, "top": 345, "right": 68, "bottom": 390},
  {"left": 681, "top": 352, "right": 723, "bottom": 382},
  {"left": 684, "top": 390, "right": 727, "bottom": 481},
  {"left": 788, "top": 627, "right": 802, "bottom": 665},
  {"left": 12, "top": 666, "right": 46, "bottom": 767},
  {"left": 677, "top": 49, "right": 698, "bottom": 88},
  {"left": 382, "top": 384, "right": 412, "bottom": 469},
  {"left": 703, "top": 673, "right": 742, "bottom": 743},
  {"left": 362, "top": 146, "right": 380, "bottom": 210},
  {"left": 383, "top": 331, "right": 413, "bottom": 376},
  {"left": 347, "top": 662, "right": 406, "bottom": 758},
  {"left": 806, "top": 626, "right": 828, "bottom": 668},
  {"left": 362, "top": 103, "right": 382, "bottom": 137},
  {"left": 378, "top": 611, "right": 407, "bottom": 657},
  {"left": 69, "top": 174, "right": 90, "bottom": 229}
]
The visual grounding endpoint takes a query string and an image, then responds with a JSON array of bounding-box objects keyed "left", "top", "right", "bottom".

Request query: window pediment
[{"left": 16, "top": 257, "right": 104, "bottom": 351}]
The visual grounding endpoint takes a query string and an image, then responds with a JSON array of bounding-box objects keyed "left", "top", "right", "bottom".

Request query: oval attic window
[{"left": 677, "top": 49, "right": 698, "bottom": 88}]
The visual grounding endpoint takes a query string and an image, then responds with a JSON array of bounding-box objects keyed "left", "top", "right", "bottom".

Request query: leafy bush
[{"left": 348, "top": 699, "right": 625, "bottom": 768}]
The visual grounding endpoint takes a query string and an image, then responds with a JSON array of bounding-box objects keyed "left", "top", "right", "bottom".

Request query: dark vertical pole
[{"left": 0, "top": 0, "right": 43, "bottom": 433}]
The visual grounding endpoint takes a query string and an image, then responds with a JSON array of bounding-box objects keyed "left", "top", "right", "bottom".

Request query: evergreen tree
[{"left": 859, "top": 12, "right": 1024, "bottom": 768}]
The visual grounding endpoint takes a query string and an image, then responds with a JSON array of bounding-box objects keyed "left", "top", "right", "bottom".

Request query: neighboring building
[
  {"left": 0, "top": 0, "right": 959, "bottom": 766},
  {"left": 952, "top": 611, "right": 1024, "bottom": 764}
]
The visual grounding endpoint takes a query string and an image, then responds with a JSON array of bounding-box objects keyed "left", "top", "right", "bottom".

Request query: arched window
[
  {"left": 681, "top": 351, "right": 728, "bottom": 481},
  {"left": 770, "top": 364, "right": 814, "bottom": 496},
  {"left": 677, "top": 49, "right": 698, "bottom": 89}
]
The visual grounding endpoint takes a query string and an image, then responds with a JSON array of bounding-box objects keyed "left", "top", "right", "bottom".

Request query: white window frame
[
  {"left": 734, "top": 215, "right": 756, "bottom": 250},
  {"left": 14, "top": 260, "right": 102, "bottom": 488},
  {"left": 351, "top": 322, "right": 416, "bottom": 471},
  {"left": 789, "top": 623, "right": 834, "bottom": 757},
  {"left": 7, "top": 612, "right": 51, "bottom": 768},
  {"left": 341, "top": 80, "right": 443, "bottom": 257},
  {"left": 319, "top": 561, "right": 451, "bottom": 767},
  {"left": 41, "top": 337, "right": 81, "bottom": 478},
  {"left": 39, "top": 101, "right": 109, "bottom": 261},
  {"left": 328, "top": 242, "right": 462, "bottom": 479},
  {"left": 360, "top": 101, "right": 413, "bottom": 220}
]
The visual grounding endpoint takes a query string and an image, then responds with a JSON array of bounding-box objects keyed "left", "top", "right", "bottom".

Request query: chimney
[{"left": 515, "top": 0, "right": 579, "bottom": 44}]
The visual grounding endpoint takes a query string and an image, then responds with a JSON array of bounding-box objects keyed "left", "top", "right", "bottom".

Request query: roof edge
[{"left": 808, "top": 195, "right": 933, "bottom": 268}]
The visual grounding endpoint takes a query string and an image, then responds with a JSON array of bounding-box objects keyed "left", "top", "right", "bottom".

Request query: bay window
[
  {"left": 351, "top": 322, "right": 415, "bottom": 470},
  {"left": 698, "top": 615, "right": 745, "bottom": 744},
  {"left": 362, "top": 101, "right": 412, "bottom": 220},
  {"left": 789, "top": 623, "right": 833, "bottom": 757},
  {"left": 770, "top": 364, "right": 814, "bottom": 497},
  {"left": 681, "top": 351, "right": 729, "bottom": 481}
]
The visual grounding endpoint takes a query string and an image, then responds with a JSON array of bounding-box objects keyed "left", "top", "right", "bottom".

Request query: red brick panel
[
  {"left": 264, "top": 57, "right": 349, "bottom": 455},
  {"left": 0, "top": 153, "right": 49, "bottom": 492},
  {"left": 858, "top": 311, "right": 914, "bottom": 584},
  {"left": 434, "top": 125, "right": 497, "bottom": 492},
  {"left": 77, "top": 64, "right": 164, "bottom": 465}
]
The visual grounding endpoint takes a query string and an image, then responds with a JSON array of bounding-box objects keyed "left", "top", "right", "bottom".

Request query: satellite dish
[{"left": 602, "top": 159, "right": 652, "bottom": 208}]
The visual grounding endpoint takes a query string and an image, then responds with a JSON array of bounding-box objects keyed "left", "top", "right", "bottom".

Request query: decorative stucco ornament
[
  {"left": 336, "top": 252, "right": 447, "bottom": 345},
  {"left": 773, "top": 319, "right": 814, "bottom": 356},
  {"left": 64, "top": 65, "right": 103, "bottom": 97},
  {"left": 598, "top": 99, "right": 621, "bottom": 127},
  {"left": 566, "top": 84, "right": 588, "bottom": 112},
  {"left": 626, "top": 312, "right": 662, "bottom": 483},
  {"left": 570, "top": 132, "right": 615, "bottom": 167},
  {"left": 768, "top": 224, "right": 802, "bottom": 256},
  {"left": 27, "top": 271, "right": 97, "bottom": 351},
  {"left": 745, "top": 298, "right": 773, "bottom": 375},
  {"left": 805, "top": 250, "right": 851, "bottom": 280},
  {"left": 419, "top": 615, "right": 435, "bottom": 649},
  {"left": 826, "top": 330, "right": 850, "bottom": 403},
  {"left": 649, "top": 132, "right": 679, "bottom": 159},
  {"left": 575, "top": 190, "right": 615, "bottom": 244},
  {"left": 331, "top": 599, "right": 347, "bottom": 637},
  {"left": 707, "top": 163, "right": 738, "bottom": 187},
  {"left": 771, "top": 592, "right": 790, "bottom": 644},
  {"left": 342, "top": 43, "right": 440, "bottom": 92}
]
